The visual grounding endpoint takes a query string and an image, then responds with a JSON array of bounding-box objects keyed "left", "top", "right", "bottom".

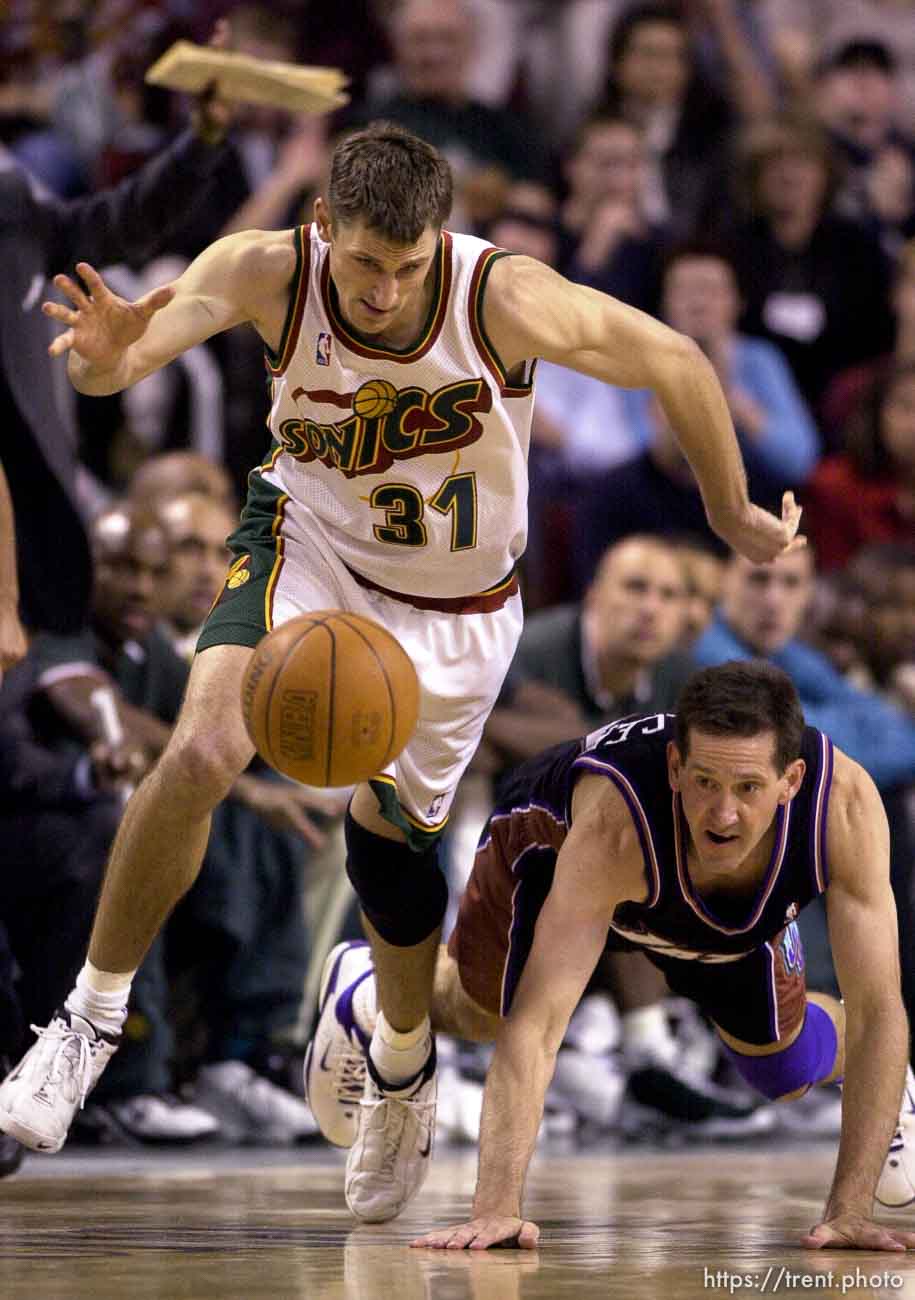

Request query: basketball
[
  {"left": 240, "top": 611, "right": 420, "bottom": 786},
  {"left": 352, "top": 378, "right": 397, "bottom": 419}
]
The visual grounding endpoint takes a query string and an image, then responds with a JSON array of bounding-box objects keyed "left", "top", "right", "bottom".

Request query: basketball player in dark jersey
[{"left": 347, "top": 661, "right": 915, "bottom": 1250}]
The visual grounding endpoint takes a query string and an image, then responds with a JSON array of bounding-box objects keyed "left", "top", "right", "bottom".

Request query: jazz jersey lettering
[{"left": 260, "top": 224, "right": 535, "bottom": 599}]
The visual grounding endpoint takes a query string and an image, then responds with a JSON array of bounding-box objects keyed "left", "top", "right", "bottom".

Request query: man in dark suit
[{"left": 0, "top": 89, "right": 234, "bottom": 639}]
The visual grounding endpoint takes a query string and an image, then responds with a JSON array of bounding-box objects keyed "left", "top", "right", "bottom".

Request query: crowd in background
[{"left": 0, "top": 0, "right": 912, "bottom": 1156}]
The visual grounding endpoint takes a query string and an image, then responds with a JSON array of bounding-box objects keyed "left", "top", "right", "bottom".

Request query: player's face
[
  {"left": 322, "top": 216, "right": 441, "bottom": 337},
  {"left": 668, "top": 730, "right": 804, "bottom": 874},
  {"left": 159, "top": 498, "right": 234, "bottom": 633}
]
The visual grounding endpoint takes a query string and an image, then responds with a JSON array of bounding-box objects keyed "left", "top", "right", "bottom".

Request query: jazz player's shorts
[
  {"left": 449, "top": 811, "right": 808, "bottom": 1048},
  {"left": 198, "top": 467, "right": 522, "bottom": 849}
]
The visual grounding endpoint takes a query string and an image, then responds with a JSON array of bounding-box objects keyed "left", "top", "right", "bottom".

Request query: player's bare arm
[
  {"left": 42, "top": 228, "right": 300, "bottom": 395},
  {"left": 483, "top": 256, "right": 804, "bottom": 564},
  {"left": 413, "top": 776, "right": 647, "bottom": 1251},
  {"left": 802, "top": 750, "right": 915, "bottom": 1253}
]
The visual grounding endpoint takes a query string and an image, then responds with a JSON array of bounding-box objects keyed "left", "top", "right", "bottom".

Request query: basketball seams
[
  {"left": 333, "top": 613, "right": 400, "bottom": 769},
  {"left": 325, "top": 625, "right": 336, "bottom": 786}
]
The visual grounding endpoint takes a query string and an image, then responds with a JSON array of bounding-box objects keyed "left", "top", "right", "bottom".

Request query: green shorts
[{"left": 197, "top": 468, "right": 287, "bottom": 654}]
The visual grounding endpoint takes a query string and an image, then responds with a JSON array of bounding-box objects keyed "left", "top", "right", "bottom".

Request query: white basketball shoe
[
  {"left": 876, "top": 1064, "right": 915, "bottom": 1207},
  {"left": 345, "top": 1043, "right": 437, "bottom": 1223},
  {"left": 0, "top": 1008, "right": 120, "bottom": 1153},
  {"left": 304, "top": 941, "right": 374, "bottom": 1147}
]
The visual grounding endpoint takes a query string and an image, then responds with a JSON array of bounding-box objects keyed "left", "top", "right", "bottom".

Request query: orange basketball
[{"left": 240, "top": 611, "right": 420, "bottom": 786}]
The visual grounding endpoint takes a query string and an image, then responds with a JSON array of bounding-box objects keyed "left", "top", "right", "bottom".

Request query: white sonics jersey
[{"left": 261, "top": 225, "right": 535, "bottom": 599}]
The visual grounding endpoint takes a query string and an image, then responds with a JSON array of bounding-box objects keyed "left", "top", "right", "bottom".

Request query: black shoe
[{"left": 621, "top": 1056, "right": 775, "bottom": 1139}]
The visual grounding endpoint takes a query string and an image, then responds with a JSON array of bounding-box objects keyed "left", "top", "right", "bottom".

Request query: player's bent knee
[
  {"left": 344, "top": 810, "right": 447, "bottom": 947},
  {"left": 162, "top": 727, "right": 251, "bottom": 803},
  {"left": 720, "top": 1002, "right": 838, "bottom": 1101}
]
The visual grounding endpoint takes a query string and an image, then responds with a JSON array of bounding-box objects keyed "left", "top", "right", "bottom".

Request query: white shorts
[{"left": 199, "top": 476, "right": 522, "bottom": 846}]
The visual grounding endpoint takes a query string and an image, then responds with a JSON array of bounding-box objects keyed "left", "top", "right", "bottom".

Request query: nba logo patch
[{"left": 316, "top": 332, "right": 332, "bottom": 366}]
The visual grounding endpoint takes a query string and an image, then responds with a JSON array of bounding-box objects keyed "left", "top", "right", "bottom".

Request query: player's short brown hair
[
  {"left": 675, "top": 661, "right": 805, "bottom": 773},
  {"left": 328, "top": 122, "right": 453, "bottom": 243}
]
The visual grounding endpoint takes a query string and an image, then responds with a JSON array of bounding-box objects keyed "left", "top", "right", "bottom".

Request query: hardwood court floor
[{"left": 2, "top": 1141, "right": 915, "bottom": 1299}]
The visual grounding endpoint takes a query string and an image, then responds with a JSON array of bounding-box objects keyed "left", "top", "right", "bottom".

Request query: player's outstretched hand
[
  {"left": 411, "top": 1216, "right": 540, "bottom": 1251},
  {"left": 711, "top": 491, "right": 805, "bottom": 564},
  {"left": 802, "top": 1212, "right": 915, "bottom": 1252},
  {"left": 43, "top": 263, "right": 175, "bottom": 362}
]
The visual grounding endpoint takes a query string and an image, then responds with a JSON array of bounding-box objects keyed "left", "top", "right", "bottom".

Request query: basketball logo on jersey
[
  {"left": 278, "top": 378, "right": 492, "bottom": 479},
  {"left": 316, "top": 332, "right": 332, "bottom": 366}
]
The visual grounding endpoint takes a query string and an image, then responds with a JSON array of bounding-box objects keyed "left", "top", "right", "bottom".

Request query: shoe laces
[
  {"left": 333, "top": 1048, "right": 367, "bottom": 1107},
  {"left": 362, "top": 1084, "right": 436, "bottom": 1176},
  {"left": 30, "top": 1022, "right": 95, "bottom": 1110}
]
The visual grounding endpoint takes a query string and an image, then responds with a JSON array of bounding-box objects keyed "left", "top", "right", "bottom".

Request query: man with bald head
[
  {"left": 349, "top": 0, "right": 549, "bottom": 216},
  {"left": 505, "top": 535, "right": 693, "bottom": 734},
  {"left": 129, "top": 453, "right": 236, "bottom": 514},
  {"left": 693, "top": 549, "right": 915, "bottom": 793}
]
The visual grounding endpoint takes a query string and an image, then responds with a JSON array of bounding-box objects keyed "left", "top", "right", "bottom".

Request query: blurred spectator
[
  {"left": 155, "top": 492, "right": 235, "bottom": 660},
  {"left": 847, "top": 542, "right": 915, "bottom": 717},
  {"left": 128, "top": 451, "right": 237, "bottom": 513},
  {"left": 813, "top": 39, "right": 915, "bottom": 253},
  {"left": 625, "top": 242, "right": 820, "bottom": 498},
  {"left": 820, "top": 236, "right": 915, "bottom": 432},
  {"left": 726, "top": 113, "right": 895, "bottom": 424},
  {"left": 557, "top": 112, "right": 666, "bottom": 311},
  {"left": 0, "top": 668, "right": 124, "bottom": 1174},
  {"left": 487, "top": 199, "right": 643, "bottom": 606},
  {"left": 352, "top": 0, "right": 549, "bottom": 230},
  {"left": 803, "top": 361, "right": 915, "bottom": 571},
  {"left": 462, "top": 0, "right": 619, "bottom": 149},
  {"left": 497, "top": 535, "right": 692, "bottom": 743},
  {"left": 682, "top": 0, "right": 778, "bottom": 118},
  {"left": 571, "top": 412, "right": 728, "bottom": 599},
  {"left": 598, "top": 3, "right": 744, "bottom": 238},
  {"left": 692, "top": 548, "right": 915, "bottom": 791},
  {"left": 757, "top": 0, "right": 915, "bottom": 127},
  {"left": 803, "top": 570, "right": 871, "bottom": 687},
  {"left": 0, "top": 45, "right": 233, "bottom": 638},
  {"left": 669, "top": 534, "right": 726, "bottom": 648},
  {"left": 44, "top": 501, "right": 323, "bottom": 1142}
]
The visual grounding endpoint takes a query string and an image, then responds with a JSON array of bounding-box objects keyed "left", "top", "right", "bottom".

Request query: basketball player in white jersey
[{"left": 0, "top": 123, "right": 803, "bottom": 1222}]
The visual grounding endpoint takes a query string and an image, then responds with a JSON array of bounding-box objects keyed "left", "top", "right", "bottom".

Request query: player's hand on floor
[
  {"left": 711, "top": 491, "right": 805, "bottom": 564},
  {"left": 411, "top": 1216, "right": 540, "bottom": 1250},
  {"left": 802, "top": 1213, "right": 915, "bottom": 1251},
  {"left": 43, "top": 263, "right": 175, "bottom": 362}
]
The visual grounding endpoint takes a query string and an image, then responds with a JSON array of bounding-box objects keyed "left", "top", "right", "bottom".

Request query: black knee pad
[{"left": 344, "top": 810, "right": 448, "bottom": 947}]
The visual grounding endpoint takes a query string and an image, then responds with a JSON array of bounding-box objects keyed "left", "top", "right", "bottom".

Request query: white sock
[
  {"left": 369, "top": 1011, "right": 432, "bottom": 1087},
  {"left": 65, "top": 962, "right": 134, "bottom": 1037},
  {"left": 621, "top": 1004, "right": 677, "bottom": 1067},
  {"left": 352, "top": 974, "right": 378, "bottom": 1038}
]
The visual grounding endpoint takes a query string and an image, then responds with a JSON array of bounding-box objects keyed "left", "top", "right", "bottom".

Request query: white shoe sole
[{"left": 0, "top": 1105, "right": 64, "bottom": 1153}]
